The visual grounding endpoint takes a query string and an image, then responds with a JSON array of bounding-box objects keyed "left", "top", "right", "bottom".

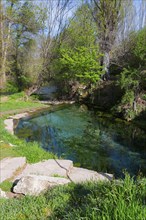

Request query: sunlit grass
[
  {"left": 0, "top": 117, "right": 56, "bottom": 163},
  {"left": 0, "top": 143, "right": 19, "bottom": 160},
  {"left": 0, "top": 92, "right": 56, "bottom": 163},
  {"left": 0, "top": 174, "right": 146, "bottom": 220},
  {"left": 0, "top": 92, "right": 44, "bottom": 112}
]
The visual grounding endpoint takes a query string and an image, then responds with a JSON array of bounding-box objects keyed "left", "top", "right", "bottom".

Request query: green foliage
[
  {"left": 53, "top": 4, "right": 102, "bottom": 90},
  {"left": 0, "top": 181, "right": 13, "bottom": 192},
  {"left": 4, "top": 0, "right": 45, "bottom": 90},
  {"left": 5, "top": 80, "right": 19, "bottom": 93},
  {"left": 133, "top": 27, "right": 146, "bottom": 65},
  {"left": 114, "top": 27, "right": 146, "bottom": 120},
  {"left": 142, "top": 94, "right": 146, "bottom": 101},
  {"left": 59, "top": 46, "right": 102, "bottom": 84},
  {"left": 0, "top": 174, "right": 146, "bottom": 219},
  {"left": 61, "top": 4, "right": 97, "bottom": 49},
  {"left": 116, "top": 67, "right": 145, "bottom": 120},
  {"left": 121, "top": 90, "right": 135, "bottom": 106},
  {"left": 118, "top": 68, "right": 139, "bottom": 91}
]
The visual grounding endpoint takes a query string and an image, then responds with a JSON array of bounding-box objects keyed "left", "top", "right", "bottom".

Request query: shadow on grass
[{"left": 44, "top": 174, "right": 146, "bottom": 220}]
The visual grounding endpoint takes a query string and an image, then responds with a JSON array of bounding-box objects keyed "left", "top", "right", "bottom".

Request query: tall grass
[
  {"left": 0, "top": 174, "right": 145, "bottom": 220},
  {"left": 46, "top": 174, "right": 146, "bottom": 220}
]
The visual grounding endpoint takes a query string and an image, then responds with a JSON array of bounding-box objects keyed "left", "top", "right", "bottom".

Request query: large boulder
[{"left": 13, "top": 175, "right": 70, "bottom": 196}]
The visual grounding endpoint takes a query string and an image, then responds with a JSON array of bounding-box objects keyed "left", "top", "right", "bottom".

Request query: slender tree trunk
[
  {"left": 0, "top": 0, "right": 11, "bottom": 88},
  {"left": 0, "top": 0, "right": 6, "bottom": 88}
]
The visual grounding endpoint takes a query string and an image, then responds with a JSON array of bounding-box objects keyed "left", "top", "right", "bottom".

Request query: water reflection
[{"left": 15, "top": 105, "right": 146, "bottom": 177}]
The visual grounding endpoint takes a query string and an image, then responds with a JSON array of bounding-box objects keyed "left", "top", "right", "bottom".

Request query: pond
[{"left": 15, "top": 104, "right": 146, "bottom": 178}]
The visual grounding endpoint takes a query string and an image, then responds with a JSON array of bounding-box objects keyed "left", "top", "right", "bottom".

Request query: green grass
[
  {"left": 0, "top": 143, "right": 19, "bottom": 160},
  {"left": 0, "top": 92, "right": 44, "bottom": 112},
  {"left": 0, "top": 92, "right": 56, "bottom": 163},
  {"left": 0, "top": 117, "right": 56, "bottom": 163},
  {"left": 0, "top": 174, "right": 146, "bottom": 220},
  {"left": 0, "top": 180, "right": 13, "bottom": 192}
]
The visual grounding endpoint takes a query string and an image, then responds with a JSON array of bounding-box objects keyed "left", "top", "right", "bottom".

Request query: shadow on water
[{"left": 15, "top": 104, "right": 146, "bottom": 178}]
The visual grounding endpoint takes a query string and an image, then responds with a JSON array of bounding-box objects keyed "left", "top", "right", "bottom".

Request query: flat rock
[
  {"left": 15, "top": 159, "right": 73, "bottom": 180},
  {"left": 0, "top": 189, "right": 8, "bottom": 199},
  {"left": 69, "top": 167, "right": 113, "bottom": 183},
  {"left": 0, "top": 157, "right": 26, "bottom": 183},
  {"left": 13, "top": 175, "right": 70, "bottom": 195}
]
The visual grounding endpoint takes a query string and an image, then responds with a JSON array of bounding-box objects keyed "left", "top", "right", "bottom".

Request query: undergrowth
[{"left": 0, "top": 174, "right": 146, "bottom": 220}]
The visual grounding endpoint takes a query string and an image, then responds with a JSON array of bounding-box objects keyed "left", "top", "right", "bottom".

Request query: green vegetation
[
  {"left": 115, "top": 27, "right": 146, "bottom": 120},
  {"left": 0, "top": 0, "right": 146, "bottom": 219},
  {"left": 0, "top": 92, "right": 56, "bottom": 162},
  {"left": 0, "top": 117, "right": 56, "bottom": 163},
  {"left": 0, "top": 143, "right": 19, "bottom": 160},
  {"left": 59, "top": 46, "right": 102, "bottom": 83},
  {"left": 0, "top": 92, "right": 44, "bottom": 112},
  {"left": 0, "top": 174, "right": 146, "bottom": 220},
  {"left": 0, "top": 180, "right": 13, "bottom": 192},
  {"left": 1, "top": 1, "right": 145, "bottom": 121}
]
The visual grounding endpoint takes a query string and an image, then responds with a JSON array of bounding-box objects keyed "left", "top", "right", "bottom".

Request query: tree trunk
[
  {"left": 0, "top": 1, "right": 11, "bottom": 89},
  {"left": 102, "top": 51, "right": 110, "bottom": 80}
]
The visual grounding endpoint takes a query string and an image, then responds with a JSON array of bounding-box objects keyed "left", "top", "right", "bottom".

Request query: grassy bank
[
  {"left": 0, "top": 119, "right": 56, "bottom": 163},
  {"left": 0, "top": 92, "right": 44, "bottom": 112},
  {"left": 0, "top": 92, "right": 56, "bottom": 162},
  {"left": 0, "top": 174, "right": 146, "bottom": 220}
]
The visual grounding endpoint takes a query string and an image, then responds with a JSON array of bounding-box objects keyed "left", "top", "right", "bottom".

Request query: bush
[
  {"left": 116, "top": 67, "right": 145, "bottom": 120},
  {"left": 5, "top": 80, "right": 19, "bottom": 93}
]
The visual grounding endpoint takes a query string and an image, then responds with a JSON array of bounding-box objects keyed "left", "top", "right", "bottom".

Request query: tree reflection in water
[{"left": 15, "top": 105, "right": 146, "bottom": 178}]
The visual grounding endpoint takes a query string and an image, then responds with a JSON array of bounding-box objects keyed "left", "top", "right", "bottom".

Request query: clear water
[{"left": 15, "top": 104, "right": 146, "bottom": 177}]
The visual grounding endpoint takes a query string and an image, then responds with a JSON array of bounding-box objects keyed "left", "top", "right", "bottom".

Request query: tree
[
  {"left": 52, "top": 4, "right": 103, "bottom": 91},
  {"left": 0, "top": 0, "right": 44, "bottom": 90},
  {"left": 0, "top": 0, "right": 12, "bottom": 88},
  {"left": 89, "top": 0, "right": 125, "bottom": 76},
  {"left": 116, "top": 27, "right": 146, "bottom": 120},
  {"left": 11, "top": 0, "right": 43, "bottom": 89},
  {"left": 59, "top": 46, "right": 102, "bottom": 84},
  {"left": 37, "top": 0, "right": 74, "bottom": 86}
]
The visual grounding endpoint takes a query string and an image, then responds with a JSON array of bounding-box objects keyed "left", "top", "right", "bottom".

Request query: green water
[{"left": 15, "top": 104, "right": 146, "bottom": 177}]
